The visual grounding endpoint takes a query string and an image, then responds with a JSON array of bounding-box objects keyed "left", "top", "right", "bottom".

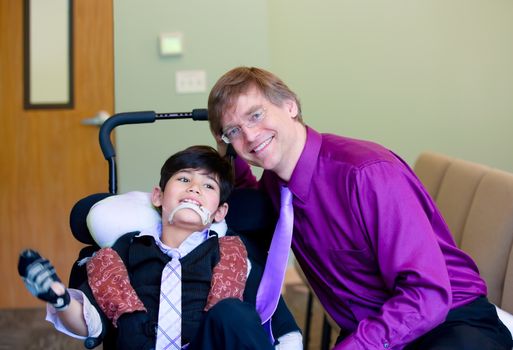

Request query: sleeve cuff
[
  {"left": 45, "top": 289, "right": 102, "bottom": 339},
  {"left": 275, "top": 330, "right": 303, "bottom": 350}
]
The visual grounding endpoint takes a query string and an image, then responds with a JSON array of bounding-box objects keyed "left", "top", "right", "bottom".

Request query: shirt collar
[
  {"left": 138, "top": 226, "right": 214, "bottom": 258},
  {"left": 288, "top": 126, "right": 322, "bottom": 202}
]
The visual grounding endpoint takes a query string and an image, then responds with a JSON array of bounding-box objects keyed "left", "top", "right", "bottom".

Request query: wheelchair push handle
[
  {"left": 99, "top": 109, "right": 208, "bottom": 160},
  {"left": 98, "top": 108, "right": 208, "bottom": 194}
]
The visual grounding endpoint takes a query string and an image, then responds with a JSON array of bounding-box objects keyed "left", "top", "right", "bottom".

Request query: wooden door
[{"left": 0, "top": 0, "right": 113, "bottom": 308}]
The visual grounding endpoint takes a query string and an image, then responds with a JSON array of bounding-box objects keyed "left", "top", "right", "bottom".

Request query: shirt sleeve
[
  {"left": 45, "top": 289, "right": 103, "bottom": 339},
  {"left": 337, "top": 160, "right": 452, "bottom": 349},
  {"left": 234, "top": 156, "right": 259, "bottom": 189}
]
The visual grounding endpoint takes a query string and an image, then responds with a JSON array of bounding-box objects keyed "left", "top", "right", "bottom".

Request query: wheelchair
[{"left": 67, "top": 109, "right": 279, "bottom": 348}]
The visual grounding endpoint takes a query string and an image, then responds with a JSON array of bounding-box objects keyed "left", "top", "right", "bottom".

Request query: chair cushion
[
  {"left": 69, "top": 192, "right": 113, "bottom": 245},
  {"left": 460, "top": 169, "right": 513, "bottom": 306},
  {"left": 413, "top": 152, "right": 452, "bottom": 201},
  {"left": 87, "top": 191, "right": 161, "bottom": 247},
  {"left": 435, "top": 159, "right": 488, "bottom": 245}
]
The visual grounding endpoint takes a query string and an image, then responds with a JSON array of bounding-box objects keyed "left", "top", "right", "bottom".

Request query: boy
[{"left": 18, "top": 145, "right": 302, "bottom": 350}]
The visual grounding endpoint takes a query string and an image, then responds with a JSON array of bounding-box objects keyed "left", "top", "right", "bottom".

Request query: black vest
[{"left": 82, "top": 231, "right": 264, "bottom": 350}]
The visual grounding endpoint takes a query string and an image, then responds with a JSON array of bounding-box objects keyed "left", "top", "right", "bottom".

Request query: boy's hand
[{"left": 18, "top": 249, "right": 70, "bottom": 310}]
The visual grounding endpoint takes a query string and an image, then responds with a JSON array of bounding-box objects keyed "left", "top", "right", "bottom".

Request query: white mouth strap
[{"left": 167, "top": 202, "right": 212, "bottom": 226}]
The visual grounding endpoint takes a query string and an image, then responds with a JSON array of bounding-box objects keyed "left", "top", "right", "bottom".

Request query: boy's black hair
[{"left": 159, "top": 145, "right": 234, "bottom": 204}]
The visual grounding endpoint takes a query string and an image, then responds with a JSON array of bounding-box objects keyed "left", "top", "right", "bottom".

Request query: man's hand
[{"left": 18, "top": 249, "right": 70, "bottom": 310}]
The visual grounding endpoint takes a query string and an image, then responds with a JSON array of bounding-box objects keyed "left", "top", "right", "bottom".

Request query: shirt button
[{"left": 383, "top": 342, "right": 390, "bottom": 348}]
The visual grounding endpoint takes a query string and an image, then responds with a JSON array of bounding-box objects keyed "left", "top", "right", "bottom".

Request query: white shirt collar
[{"left": 137, "top": 220, "right": 228, "bottom": 258}]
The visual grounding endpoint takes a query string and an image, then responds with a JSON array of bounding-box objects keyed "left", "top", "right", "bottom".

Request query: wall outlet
[{"left": 175, "top": 70, "right": 206, "bottom": 94}]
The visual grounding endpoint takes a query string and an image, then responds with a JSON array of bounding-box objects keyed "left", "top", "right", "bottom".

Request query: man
[{"left": 207, "top": 66, "right": 513, "bottom": 349}]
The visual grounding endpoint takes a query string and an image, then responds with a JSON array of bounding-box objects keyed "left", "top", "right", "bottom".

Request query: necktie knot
[
  {"left": 280, "top": 186, "right": 293, "bottom": 208},
  {"left": 168, "top": 249, "right": 181, "bottom": 260}
]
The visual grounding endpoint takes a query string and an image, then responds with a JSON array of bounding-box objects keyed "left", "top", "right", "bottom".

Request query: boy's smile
[{"left": 180, "top": 198, "right": 202, "bottom": 206}]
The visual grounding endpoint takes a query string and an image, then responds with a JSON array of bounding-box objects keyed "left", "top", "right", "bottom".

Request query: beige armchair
[{"left": 413, "top": 151, "right": 513, "bottom": 314}]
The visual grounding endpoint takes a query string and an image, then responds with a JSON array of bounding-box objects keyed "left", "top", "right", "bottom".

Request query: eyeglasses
[{"left": 220, "top": 108, "right": 267, "bottom": 144}]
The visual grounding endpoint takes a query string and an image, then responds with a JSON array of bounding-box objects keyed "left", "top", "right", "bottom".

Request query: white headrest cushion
[{"left": 86, "top": 191, "right": 227, "bottom": 248}]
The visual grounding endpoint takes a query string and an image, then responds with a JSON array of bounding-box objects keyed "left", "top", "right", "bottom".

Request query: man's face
[{"left": 220, "top": 86, "right": 304, "bottom": 180}]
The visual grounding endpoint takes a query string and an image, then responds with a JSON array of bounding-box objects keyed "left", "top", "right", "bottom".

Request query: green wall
[
  {"left": 114, "top": 0, "right": 270, "bottom": 192},
  {"left": 115, "top": 0, "right": 513, "bottom": 192},
  {"left": 268, "top": 0, "right": 513, "bottom": 171}
]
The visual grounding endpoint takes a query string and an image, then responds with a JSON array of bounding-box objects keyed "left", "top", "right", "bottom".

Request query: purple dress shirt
[{"left": 235, "top": 126, "right": 487, "bottom": 349}]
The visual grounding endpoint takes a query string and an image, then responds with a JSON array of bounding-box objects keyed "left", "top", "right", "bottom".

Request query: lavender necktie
[
  {"left": 156, "top": 250, "right": 182, "bottom": 350},
  {"left": 256, "top": 186, "right": 294, "bottom": 335}
]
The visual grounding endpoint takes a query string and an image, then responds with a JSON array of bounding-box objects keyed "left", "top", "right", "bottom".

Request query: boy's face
[{"left": 151, "top": 168, "right": 228, "bottom": 231}]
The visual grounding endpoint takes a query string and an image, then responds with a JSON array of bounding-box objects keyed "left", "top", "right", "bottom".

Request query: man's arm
[
  {"left": 337, "top": 161, "right": 452, "bottom": 349},
  {"left": 233, "top": 156, "right": 259, "bottom": 188}
]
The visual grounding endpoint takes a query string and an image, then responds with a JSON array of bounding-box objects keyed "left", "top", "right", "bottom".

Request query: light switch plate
[{"left": 175, "top": 70, "right": 207, "bottom": 94}]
